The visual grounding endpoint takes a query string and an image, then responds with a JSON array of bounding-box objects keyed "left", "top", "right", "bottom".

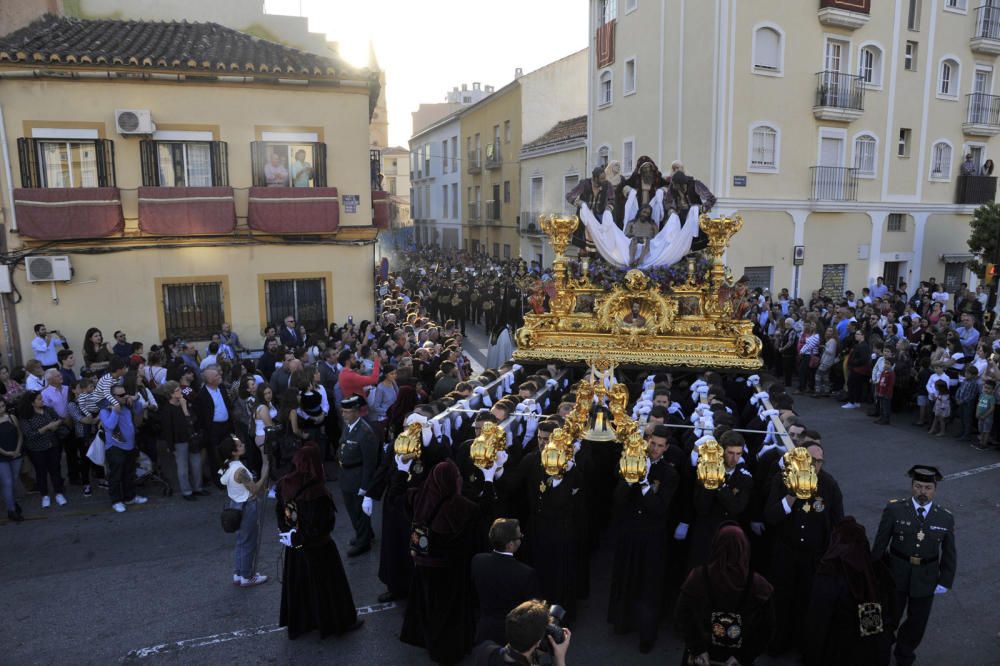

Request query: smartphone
[{"left": 348, "top": 315, "right": 354, "bottom": 324}]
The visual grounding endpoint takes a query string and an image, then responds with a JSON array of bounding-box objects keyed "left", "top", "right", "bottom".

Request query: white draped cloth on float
[
  {"left": 623, "top": 187, "right": 666, "bottom": 226},
  {"left": 579, "top": 202, "right": 701, "bottom": 270}
]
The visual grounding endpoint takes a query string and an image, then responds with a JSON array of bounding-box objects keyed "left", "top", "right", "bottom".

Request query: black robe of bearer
[
  {"left": 607, "top": 457, "right": 678, "bottom": 645},
  {"left": 367, "top": 439, "right": 451, "bottom": 597},
  {"left": 519, "top": 459, "right": 590, "bottom": 618},
  {"left": 275, "top": 493, "right": 358, "bottom": 639}
]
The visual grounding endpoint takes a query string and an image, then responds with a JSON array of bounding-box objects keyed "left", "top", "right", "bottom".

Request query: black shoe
[
  {"left": 345, "top": 618, "right": 365, "bottom": 633},
  {"left": 377, "top": 590, "right": 399, "bottom": 603},
  {"left": 182, "top": 494, "right": 197, "bottom": 502},
  {"left": 347, "top": 543, "right": 371, "bottom": 557},
  {"left": 7, "top": 510, "right": 23, "bottom": 523},
  {"left": 193, "top": 489, "right": 211, "bottom": 497}
]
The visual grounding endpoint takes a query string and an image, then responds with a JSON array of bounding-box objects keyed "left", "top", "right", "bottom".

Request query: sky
[{"left": 265, "top": 0, "right": 589, "bottom": 147}]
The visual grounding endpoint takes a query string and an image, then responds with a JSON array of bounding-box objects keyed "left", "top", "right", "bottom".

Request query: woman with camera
[
  {"left": 275, "top": 443, "right": 362, "bottom": 639},
  {"left": 218, "top": 434, "right": 269, "bottom": 587}
]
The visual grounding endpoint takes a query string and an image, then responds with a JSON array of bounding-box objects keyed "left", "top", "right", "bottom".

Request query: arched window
[
  {"left": 748, "top": 124, "right": 779, "bottom": 172},
  {"left": 858, "top": 45, "right": 883, "bottom": 87},
  {"left": 752, "top": 25, "right": 783, "bottom": 74},
  {"left": 597, "top": 145, "right": 610, "bottom": 168},
  {"left": 931, "top": 141, "right": 953, "bottom": 180},
  {"left": 599, "top": 70, "right": 613, "bottom": 106},
  {"left": 853, "top": 134, "right": 878, "bottom": 178},
  {"left": 938, "top": 58, "right": 960, "bottom": 98}
]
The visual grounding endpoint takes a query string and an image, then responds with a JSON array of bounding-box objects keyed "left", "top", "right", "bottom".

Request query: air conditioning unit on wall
[
  {"left": 114, "top": 109, "right": 155, "bottom": 135},
  {"left": 26, "top": 256, "right": 72, "bottom": 283}
]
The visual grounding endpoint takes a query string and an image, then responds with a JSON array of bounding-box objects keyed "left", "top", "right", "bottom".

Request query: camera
[{"left": 543, "top": 604, "right": 566, "bottom": 646}]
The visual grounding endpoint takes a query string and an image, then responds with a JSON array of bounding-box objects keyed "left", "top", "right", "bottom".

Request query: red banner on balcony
[
  {"left": 247, "top": 187, "right": 340, "bottom": 234},
  {"left": 138, "top": 187, "right": 236, "bottom": 235},
  {"left": 596, "top": 20, "right": 616, "bottom": 68},
  {"left": 14, "top": 187, "right": 123, "bottom": 240},
  {"left": 372, "top": 191, "right": 390, "bottom": 229}
]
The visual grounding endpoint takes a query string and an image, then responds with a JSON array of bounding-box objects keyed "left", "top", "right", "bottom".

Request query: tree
[{"left": 966, "top": 202, "right": 1000, "bottom": 276}]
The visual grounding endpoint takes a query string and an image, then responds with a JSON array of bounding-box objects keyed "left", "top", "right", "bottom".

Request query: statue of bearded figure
[{"left": 615, "top": 156, "right": 669, "bottom": 229}]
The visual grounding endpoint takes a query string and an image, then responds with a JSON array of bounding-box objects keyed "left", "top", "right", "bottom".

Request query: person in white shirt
[
  {"left": 200, "top": 341, "right": 220, "bottom": 371},
  {"left": 31, "top": 324, "right": 64, "bottom": 368},
  {"left": 24, "top": 359, "right": 46, "bottom": 392}
]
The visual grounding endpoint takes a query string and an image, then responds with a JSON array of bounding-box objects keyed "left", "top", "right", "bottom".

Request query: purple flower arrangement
[{"left": 566, "top": 254, "right": 712, "bottom": 293}]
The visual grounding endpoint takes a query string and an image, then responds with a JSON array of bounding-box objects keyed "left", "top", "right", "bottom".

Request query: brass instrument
[
  {"left": 695, "top": 437, "right": 726, "bottom": 490},
  {"left": 469, "top": 422, "right": 506, "bottom": 469},
  {"left": 782, "top": 447, "right": 818, "bottom": 500}
]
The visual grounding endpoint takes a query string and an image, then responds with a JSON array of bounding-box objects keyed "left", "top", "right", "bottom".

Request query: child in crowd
[
  {"left": 954, "top": 365, "right": 981, "bottom": 442},
  {"left": 913, "top": 357, "right": 932, "bottom": 427},
  {"left": 67, "top": 378, "right": 99, "bottom": 496},
  {"left": 874, "top": 348, "right": 895, "bottom": 425},
  {"left": 928, "top": 379, "right": 951, "bottom": 437},
  {"left": 975, "top": 379, "right": 996, "bottom": 451}
]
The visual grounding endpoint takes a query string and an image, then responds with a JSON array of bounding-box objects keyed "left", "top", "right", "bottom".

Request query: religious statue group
[{"left": 565, "top": 156, "right": 717, "bottom": 269}]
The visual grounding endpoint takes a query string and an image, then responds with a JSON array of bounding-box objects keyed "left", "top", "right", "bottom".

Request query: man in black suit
[
  {"left": 193, "top": 366, "right": 234, "bottom": 488},
  {"left": 471, "top": 518, "right": 540, "bottom": 645},
  {"left": 278, "top": 314, "right": 302, "bottom": 349},
  {"left": 269, "top": 353, "right": 300, "bottom": 401}
]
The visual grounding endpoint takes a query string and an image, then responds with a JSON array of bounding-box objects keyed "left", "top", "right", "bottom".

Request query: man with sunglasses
[
  {"left": 99, "top": 385, "right": 147, "bottom": 513},
  {"left": 279, "top": 315, "right": 302, "bottom": 349}
]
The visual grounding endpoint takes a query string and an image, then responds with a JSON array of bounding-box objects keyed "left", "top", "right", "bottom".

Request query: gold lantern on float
[
  {"left": 696, "top": 437, "right": 726, "bottom": 490},
  {"left": 619, "top": 431, "right": 649, "bottom": 485},
  {"left": 470, "top": 422, "right": 506, "bottom": 468},
  {"left": 782, "top": 447, "right": 818, "bottom": 500},
  {"left": 541, "top": 427, "right": 573, "bottom": 478},
  {"left": 393, "top": 422, "right": 423, "bottom": 458}
]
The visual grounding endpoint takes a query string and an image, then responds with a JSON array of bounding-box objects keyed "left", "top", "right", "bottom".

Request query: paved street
[{"left": 3, "top": 350, "right": 1000, "bottom": 665}]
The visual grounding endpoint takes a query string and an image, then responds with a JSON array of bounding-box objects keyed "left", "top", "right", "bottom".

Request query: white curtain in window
[
  {"left": 939, "top": 61, "right": 956, "bottom": 96},
  {"left": 932, "top": 143, "right": 952, "bottom": 178},
  {"left": 600, "top": 72, "right": 612, "bottom": 105},
  {"left": 754, "top": 28, "right": 781, "bottom": 70},
  {"left": 76, "top": 143, "right": 98, "bottom": 187},
  {"left": 41, "top": 142, "right": 69, "bottom": 187},
  {"left": 751, "top": 126, "right": 777, "bottom": 169},
  {"left": 854, "top": 136, "right": 877, "bottom": 176},
  {"left": 186, "top": 143, "right": 212, "bottom": 186}
]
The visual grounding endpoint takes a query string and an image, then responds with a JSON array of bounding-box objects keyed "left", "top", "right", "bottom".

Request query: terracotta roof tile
[
  {"left": 0, "top": 14, "right": 364, "bottom": 81},
  {"left": 523, "top": 115, "right": 587, "bottom": 151}
]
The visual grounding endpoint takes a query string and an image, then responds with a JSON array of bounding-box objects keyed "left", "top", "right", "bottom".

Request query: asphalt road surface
[{"left": 3, "top": 377, "right": 1000, "bottom": 665}]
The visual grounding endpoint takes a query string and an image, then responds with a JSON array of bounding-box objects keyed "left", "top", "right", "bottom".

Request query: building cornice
[{"left": 717, "top": 197, "right": 978, "bottom": 216}]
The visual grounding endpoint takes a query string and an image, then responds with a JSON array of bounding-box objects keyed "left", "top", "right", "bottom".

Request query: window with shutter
[
  {"left": 17, "top": 138, "right": 115, "bottom": 188},
  {"left": 930, "top": 142, "right": 952, "bottom": 179},
  {"left": 854, "top": 135, "right": 877, "bottom": 177},
  {"left": 749, "top": 126, "right": 778, "bottom": 171},
  {"left": 753, "top": 27, "right": 782, "bottom": 73}
]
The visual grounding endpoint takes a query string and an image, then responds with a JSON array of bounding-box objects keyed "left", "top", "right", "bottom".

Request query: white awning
[{"left": 940, "top": 253, "right": 973, "bottom": 263}]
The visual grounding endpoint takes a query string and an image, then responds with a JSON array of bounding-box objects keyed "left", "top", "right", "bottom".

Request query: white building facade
[
  {"left": 588, "top": 0, "right": 997, "bottom": 297},
  {"left": 410, "top": 112, "right": 464, "bottom": 249}
]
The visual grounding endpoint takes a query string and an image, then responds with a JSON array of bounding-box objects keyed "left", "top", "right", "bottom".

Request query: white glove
[
  {"left": 357, "top": 488, "right": 366, "bottom": 497},
  {"left": 674, "top": 522, "right": 689, "bottom": 540},
  {"left": 550, "top": 477, "right": 563, "bottom": 488},
  {"left": 640, "top": 482, "right": 652, "bottom": 496},
  {"left": 278, "top": 528, "right": 296, "bottom": 547},
  {"left": 482, "top": 461, "right": 499, "bottom": 483},
  {"left": 431, "top": 419, "right": 442, "bottom": 440},
  {"left": 395, "top": 454, "right": 413, "bottom": 474},
  {"left": 934, "top": 585, "right": 949, "bottom": 595},
  {"left": 750, "top": 521, "right": 765, "bottom": 536},
  {"left": 362, "top": 496, "right": 373, "bottom": 516}
]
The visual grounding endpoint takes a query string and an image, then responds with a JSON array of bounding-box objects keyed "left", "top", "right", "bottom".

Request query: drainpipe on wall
[{"left": 0, "top": 104, "right": 21, "bottom": 366}]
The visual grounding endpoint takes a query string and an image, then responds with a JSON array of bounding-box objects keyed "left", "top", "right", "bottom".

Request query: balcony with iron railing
[
  {"left": 485, "top": 199, "right": 501, "bottom": 223},
  {"left": 485, "top": 142, "right": 503, "bottom": 169},
  {"left": 467, "top": 149, "right": 482, "bottom": 174},
  {"left": 955, "top": 174, "right": 998, "bottom": 204},
  {"left": 467, "top": 201, "right": 482, "bottom": 223},
  {"left": 971, "top": 5, "right": 1000, "bottom": 55},
  {"left": 817, "top": 0, "right": 871, "bottom": 30},
  {"left": 519, "top": 211, "right": 545, "bottom": 235},
  {"left": 810, "top": 166, "right": 859, "bottom": 201},
  {"left": 964, "top": 93, "right": 1000, "bottom": 136},
  {"left": 813, "top": 71, "right": 865, "bottom": 121}
]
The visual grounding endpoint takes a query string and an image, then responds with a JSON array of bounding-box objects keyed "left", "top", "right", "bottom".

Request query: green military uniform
[
  {"left": 338, "top": 396, "right": 379, "bottom": 554},
  {"left": 871, "top": 466, "right": 956, "bottom": 666}
]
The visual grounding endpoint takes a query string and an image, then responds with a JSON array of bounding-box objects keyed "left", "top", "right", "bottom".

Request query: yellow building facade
[
  {"left": 0, "top": 16, "right": 380, "bottom": 362},
  {"left": 589, "top": 0, "right": 995, "bottom": 297}
]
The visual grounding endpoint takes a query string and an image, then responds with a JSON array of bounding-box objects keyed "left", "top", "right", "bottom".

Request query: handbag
[
  {"left": 86, "top": 429, "right": 106, "bottom": 466},
  {"left": 221, "top": 505, "right": 243, "bottom": 533},
  {"left": 809, "top": 354, "right": 821, "bottom": 369}
]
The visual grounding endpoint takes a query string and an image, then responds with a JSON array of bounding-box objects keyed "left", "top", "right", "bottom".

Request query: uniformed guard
[
  {"left": 871, "top": 465, "right": 957, "bottom": 666},
  {"left": 338, "top": 395, "right": 380, "bottom": 557}
]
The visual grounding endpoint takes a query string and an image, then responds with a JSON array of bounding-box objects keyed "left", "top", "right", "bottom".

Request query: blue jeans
[
  {"left": 231, "top": 497, "right": 259, "bottom": 579},
  {"left": 0, "top": 457, "right": 22, "bottom": 511}
]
